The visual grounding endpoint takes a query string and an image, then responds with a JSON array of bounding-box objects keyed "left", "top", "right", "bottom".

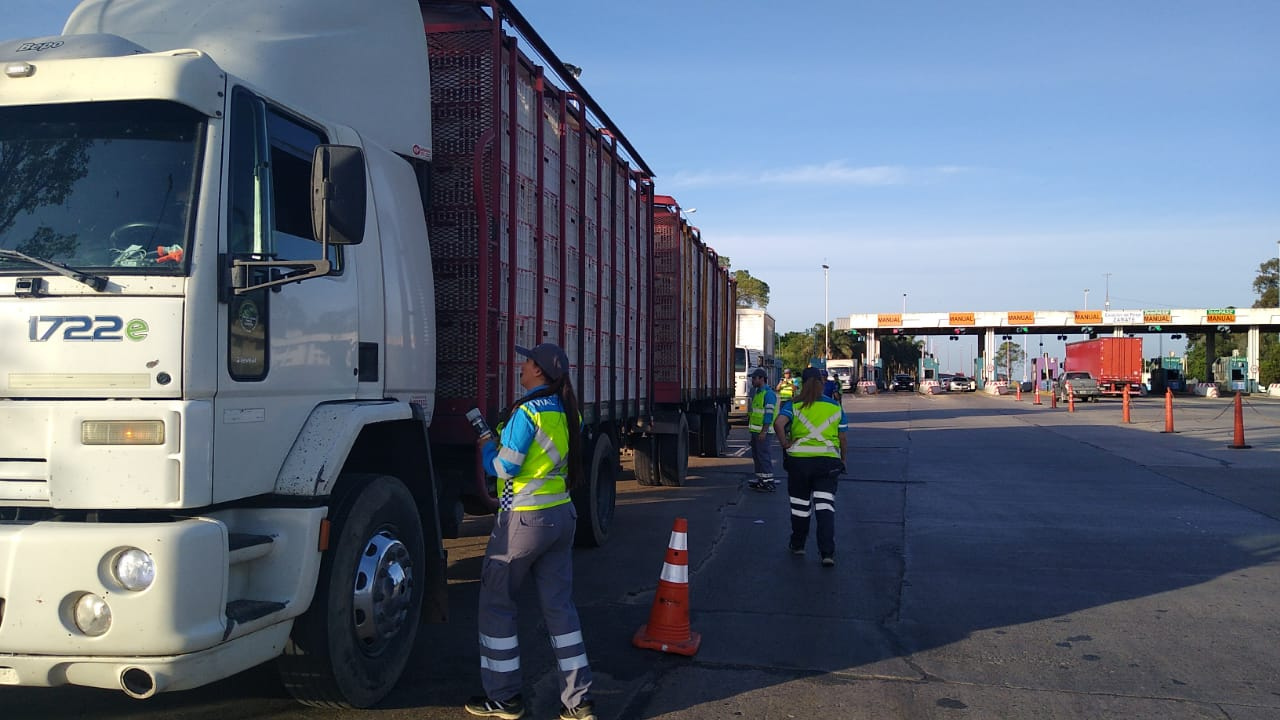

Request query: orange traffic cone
[
  {"left": 1033, "top": 387, "right": 1042, "bottom": 405},
  {"left": 633, "top": 517, "right": 701, "bottom": 656},
  {"left": 1016, "top": 385, "right": 1023, "bottom": 401},
  {"left": 1229, "top": 392, "right": 1250, "bottom": 449},
  {"left": 1122, "top": 384, "right": 1131, "bottom": 424},
  {"left": 1068, "top": 387, "right": 1075, "bottom": 413},
  {"left": 1162, "top": 388, "right": 1175, "bottom": 433}
]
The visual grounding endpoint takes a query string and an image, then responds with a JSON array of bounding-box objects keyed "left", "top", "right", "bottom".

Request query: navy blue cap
[
  {"left": 516, "top": 343, "right": 568, "bottom": 381},
  {"left": 801, "top": 367, "right": 823, "bottom": 382}
]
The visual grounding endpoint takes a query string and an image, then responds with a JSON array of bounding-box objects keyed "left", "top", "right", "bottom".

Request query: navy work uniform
[
  {"left": 775, "top": 380, "right": 847, "bottom": 565},
  {"left": 746, "top": 369, "right": 778, "bottom": 492},
  {"left": 478, "top": 387, "right": 591, "bottom": 711}
]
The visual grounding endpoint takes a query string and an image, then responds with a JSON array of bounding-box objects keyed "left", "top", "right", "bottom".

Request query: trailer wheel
[
  {"left": 658, "top": 414, "right": 690, "bottom": 487},
  {"left": 696, "top": 406, "right": 728, "bottom": 458},
  {"left": 574, "top": 434, "right": 617, "bottom": 547},
  {"left": 278, "top": 474, "right": 425, "bottom": 708},
  {"left": 633, "top": 434, "right": 660, "bottom": 487}
]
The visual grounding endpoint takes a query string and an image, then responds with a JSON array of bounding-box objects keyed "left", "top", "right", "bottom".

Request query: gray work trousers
[{"left": 478, "top": 502, "right": 591, "bottom": 709}]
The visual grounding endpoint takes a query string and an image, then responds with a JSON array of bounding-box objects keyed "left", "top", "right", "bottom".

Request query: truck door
[{"left": 214, "top": 88, "right": 360, "bottom": 503}]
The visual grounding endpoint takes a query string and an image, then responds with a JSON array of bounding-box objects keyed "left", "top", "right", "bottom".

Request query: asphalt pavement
[{"left": 4, "top": 390, "right": 1278, "bottom": 719}]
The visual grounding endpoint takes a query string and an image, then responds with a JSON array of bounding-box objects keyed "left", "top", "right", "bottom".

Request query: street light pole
[
  {"left": 823, "top": 264, "right": 831, "bottom": 360},
  {"left": 1084, "top": 288, "right": 1090, "bottom": 310},
  {"left": 1104, "top": 273, "right": 1111, "bottom": 310}
]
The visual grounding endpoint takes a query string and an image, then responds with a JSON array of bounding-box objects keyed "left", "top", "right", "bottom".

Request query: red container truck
[{"left": 1064, "top": 337, "right": 1144, "bottom": 396}]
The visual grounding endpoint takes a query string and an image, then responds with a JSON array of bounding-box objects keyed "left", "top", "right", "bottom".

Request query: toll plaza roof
[{"left": 839, "top": 307, "right": 1280, "bottom": 336}]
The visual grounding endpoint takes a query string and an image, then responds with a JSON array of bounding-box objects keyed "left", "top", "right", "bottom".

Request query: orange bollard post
[
  {"left": 1122, "top": 384, "right": 1131, "bottom": 424},
  {"left": 1050, "top": 388, "right": 1058, "bottom": 409},
  {"left": 1033, "top": 387, "right": 1042, "bottom": 405},
  {"left": 1162, "top": 388, "right": 1175, "bottom": 433},
  {"left": 1068, "top": 387, "right": 1075, "bottom": 412},
  {"left": 1016, "top": 385, "right": 1023, "bottom": 401},
  {"left": 633, "top": 517, "right": 701, "bottom": 656},
  {"left": 1228, "top": 392, "right": 1250, "bottom": 449}
]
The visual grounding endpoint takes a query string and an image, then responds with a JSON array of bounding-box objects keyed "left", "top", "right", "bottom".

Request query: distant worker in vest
[
  {"left": 822, "top": 369, "right": 842, "bottom": 401},
  {"left": 466, "top": 342, "right": 597, "bottom": 720},
  {"left": 774, "top": 366, "right": 848, "bottom": 568},
  {"left": 776, "top": 368, "right": 798, "bottom": 402},
  {"left": 746, "top": 367, "right": 779, "bottom": 492}
]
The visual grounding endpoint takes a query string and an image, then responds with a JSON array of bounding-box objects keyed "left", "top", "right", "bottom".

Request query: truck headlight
[
  {"left": 112, "top": 548, "right": 156, "bottom": 591},
  {"left": 73, "top": 593, "right": 113, "bottom": 636},
  {"left": 81, "top": 420, "right": 165, "bottom": 445}
]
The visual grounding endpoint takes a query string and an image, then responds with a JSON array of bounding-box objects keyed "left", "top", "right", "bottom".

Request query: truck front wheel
[{"left": 278, "top": 474, "right": 425, "bottom": 708}]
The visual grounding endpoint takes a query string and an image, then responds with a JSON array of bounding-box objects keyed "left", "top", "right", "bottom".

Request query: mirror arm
[{"left": 231, "top": 258, "right": 332, "bottom": 294}]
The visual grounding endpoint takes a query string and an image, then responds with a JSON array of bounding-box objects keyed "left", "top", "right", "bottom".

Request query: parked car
[
  {"left": 949, "top": 376, "right": 976, "bottom": 392},
  {"left": 937, "top": 374, "right": 954, "bottom": 391},
  {"left": 892, "top": 374, "right": 915, "bottom": 392}
]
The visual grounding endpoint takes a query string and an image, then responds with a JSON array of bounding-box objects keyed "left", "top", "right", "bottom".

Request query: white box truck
[
  {"left": 732, "top": 308, "right": 776, "bottom": 414},
  {"left": 0, "top": 0, "right": 734, "bottom": 706}
]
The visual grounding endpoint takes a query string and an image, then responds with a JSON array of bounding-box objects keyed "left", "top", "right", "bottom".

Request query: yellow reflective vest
[{"left": 784, "top": 398, "right": 842, "bottom": 459}]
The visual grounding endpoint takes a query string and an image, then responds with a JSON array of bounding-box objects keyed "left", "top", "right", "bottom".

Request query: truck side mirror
[{"left": 311, "top": 145, "right": 366, "bottom": 246}]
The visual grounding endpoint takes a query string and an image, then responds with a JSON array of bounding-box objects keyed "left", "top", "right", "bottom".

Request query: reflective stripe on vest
[
  {"left": 778, "top": 380, "right": 795, "bottom": 401},
  {"left": 747, "top": 388, "right": 776, "bottom": 432},
  {"left": 504, "top": 402, "right": 571, "bottom": 511},
  {"left": 786, "top": 400, "right": 841, "bottom": 458}
]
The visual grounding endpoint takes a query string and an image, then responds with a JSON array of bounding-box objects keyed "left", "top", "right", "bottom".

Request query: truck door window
[{"left": 226, "top": 89, "right": 340, "bottom": 270}]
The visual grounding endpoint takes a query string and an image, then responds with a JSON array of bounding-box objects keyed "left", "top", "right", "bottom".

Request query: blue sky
[{"left": 9, "top": 2, "right": 1278, "bottom": 366}]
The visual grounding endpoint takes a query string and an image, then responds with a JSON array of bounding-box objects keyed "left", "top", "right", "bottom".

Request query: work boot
[
  {"left": 464, "top": 694, "right": 526, "bottom": 719},
  {"left": 821, "top": 554, "right": 836, "bottom": 568}
]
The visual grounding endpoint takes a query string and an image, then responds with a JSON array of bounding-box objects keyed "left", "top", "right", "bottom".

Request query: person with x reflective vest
[
  {"left": 466, "top": 343, "right": 597, "bottom": 720},
  {"left": 746, "top": 367, "right": 779, "bottom": 492},
  {"left": 773, "top": 366, "right": 848, "bottom": 568}
]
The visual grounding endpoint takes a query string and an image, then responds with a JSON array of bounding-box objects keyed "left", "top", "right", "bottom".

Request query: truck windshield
[{"left": 0, "top": 101, "right": 204, "bottom": 275}]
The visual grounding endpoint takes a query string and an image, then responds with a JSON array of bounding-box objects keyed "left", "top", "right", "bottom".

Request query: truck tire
[
  {"left": 698, "top": 406, "right": 728, "bottom": 458},
  {"left": 278, "top": 474, "right": 425, "bottom": 708},
  {"left": 573, "top": 434, "right": 617, "bottom": 547},
  {"left": 658, "top": 414, "right": 689, "bottom": 487},
  {"left": 633, "top": 434, "right": 660, "bottom": 487}
]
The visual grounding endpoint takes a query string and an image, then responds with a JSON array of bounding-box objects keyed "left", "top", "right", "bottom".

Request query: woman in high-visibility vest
[
  {"left": 468, "top": 343, "right": 597, "bottom": 720},
  {"left": 774, "top": 366, "right": 848, "bottom": 567}
]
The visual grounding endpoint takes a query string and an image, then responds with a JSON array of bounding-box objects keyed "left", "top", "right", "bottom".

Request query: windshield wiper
[{"left": 0, "top": 249, "right": 109, "bottom": 292}]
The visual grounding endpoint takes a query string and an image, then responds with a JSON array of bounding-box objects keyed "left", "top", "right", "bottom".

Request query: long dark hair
[
  {"left": 496, "top": 375, "right": 584, "bottom": 490},
  {"left": 797, "top": 376, "right": 824, "bottom": 408}
]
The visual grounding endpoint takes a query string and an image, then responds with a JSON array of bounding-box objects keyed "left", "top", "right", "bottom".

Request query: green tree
[
  {"left": 994, "top": 341, "right": 1027, "bottom": 380},
  {"left": 880, "top": 334, "right": 923, "bottom": 376},
  {"left": 776, "top": 329, "right": 817, "bottom": 373},
  {"left": 1252, "top": 257, "right": 1279, "bottom": 308},
  {"left": 732, "top": 269, "right": 770, "bottom": 309},
  {"left": 1250, "top": 257, "right": 1280, "bottom": 387}
]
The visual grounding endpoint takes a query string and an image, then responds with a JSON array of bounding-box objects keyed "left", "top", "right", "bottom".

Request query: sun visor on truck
[{"left": 0, "top": 34, "right": 150, "bottom": 62}]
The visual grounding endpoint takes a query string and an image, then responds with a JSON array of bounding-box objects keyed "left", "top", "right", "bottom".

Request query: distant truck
[
  {"left": 1145, "top": 355, "right": 1186, "bottom": 394},
  {"left": 733, "top": 308, "right": 776, "bottom": 414},
  {"left": 1064, "top": 337, "right": 1143, "bottom": 397},
  {"left": 1055, "top": 371, "right": 1102, "bottom": 403}
]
